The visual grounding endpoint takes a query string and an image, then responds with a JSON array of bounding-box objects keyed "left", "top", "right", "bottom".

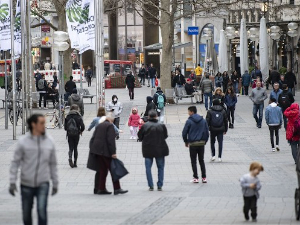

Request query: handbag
[
  {"left": 155, "top": 78, "right": 159, "bottom": 87},
  {"left": 111, "top": 158, "right": 129, "bottom": 182},
  {"left": 189, "top": 141, "right": 206, "bottom": 147}
]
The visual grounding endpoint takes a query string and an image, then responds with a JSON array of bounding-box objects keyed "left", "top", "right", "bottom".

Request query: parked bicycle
[
  {"left": 44, "top": 103, "right": 66, "bottom": 129},
  {"left": 9, "top": 101, "right": 23, "bottom": 125}
]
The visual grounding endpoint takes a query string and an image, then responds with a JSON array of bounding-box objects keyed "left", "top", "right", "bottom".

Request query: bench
[
  {"left": 173, "top": 87, "right": 194, "bottom": 104},
  {"left": 79, "top": 89, "right": 96, "bottom": 104}
]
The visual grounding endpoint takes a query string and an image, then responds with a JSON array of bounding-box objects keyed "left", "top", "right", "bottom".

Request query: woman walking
[
  {"left": 222, "top": 71, "right": 230, "bottom": 93},
  {"left": 265, "top": 98, "right": 282, "bottom": 152},
  {"left": 212, "top": 87, "right": 225, "bottom": 107},
  {"left": 225, "top": 87, "right": 237, "bottom": 129}
]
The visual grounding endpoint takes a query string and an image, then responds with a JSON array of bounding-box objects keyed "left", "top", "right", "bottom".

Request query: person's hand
[
  {"left": 52, "top": 187, "right": 58, "bottom": 196},
  {"left": 250, "top": 183, "right": 256, "bottom": 189},
  {"left": 9, "top": 184, "right": 17, "bottom": 196},
  {"left": 185, "top": 143, "right": 189, "bottom": 148},
  {"left": 112, "top": 154, "right": 117, "bottom": 159}
]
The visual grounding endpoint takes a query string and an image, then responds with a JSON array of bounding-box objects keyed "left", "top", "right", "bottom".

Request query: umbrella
[
  {"left": 240, "top": 18, "right": 249, "bottom": 75},
  {"left": 218, "top": 30, "right": 228, "bottom": 73},
  {"left": 259, "top": 17, "right": 269, "bottom": 80}
]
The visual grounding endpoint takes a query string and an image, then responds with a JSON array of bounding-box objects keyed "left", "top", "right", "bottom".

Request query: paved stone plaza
[{"left": 0, "top": 82, "right": 299, "bottom": 224}]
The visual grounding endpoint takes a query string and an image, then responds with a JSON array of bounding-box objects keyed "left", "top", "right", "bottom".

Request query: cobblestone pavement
[{"left": 0, "top": 82, "right": 299, "bottom": 224}]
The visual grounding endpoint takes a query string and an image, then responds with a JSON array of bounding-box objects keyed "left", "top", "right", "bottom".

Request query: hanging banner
[
  {"left": 14, "top": 0, "right": 22, "bottom": 58},
  {"left": 66, "top": 0, "right": 95, "bottom": 53},
  {"left": 0, "top": 0, "right": 11, "bottom": 51}
]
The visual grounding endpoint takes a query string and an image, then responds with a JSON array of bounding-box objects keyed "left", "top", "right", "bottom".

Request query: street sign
[{"left": 188, "top": 26, "right": 199, "bottom": 35}]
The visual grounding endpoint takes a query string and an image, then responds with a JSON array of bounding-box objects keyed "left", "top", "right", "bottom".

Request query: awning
[{"left": 144, "top": 42, "right": 192, "bottom": 50}]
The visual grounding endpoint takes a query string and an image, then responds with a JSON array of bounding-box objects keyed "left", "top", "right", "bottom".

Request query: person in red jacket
[
  {"left": 128, "top": 108, "right": 140, "bottom": 140},
  {"left": 284, "top": 103, "right": 300, "bottom": 163}
]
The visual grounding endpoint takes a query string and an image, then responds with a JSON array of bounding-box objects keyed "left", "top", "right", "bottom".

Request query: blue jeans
[
  {"left": 21, "top": 182, "right": 49, "bottom": 225},
  {"left": 145, "top": 157, "right": 165, "bottom": 188},
  {"left": 151, "top": 78, "right": 155, "bottom": 88},
  {"left": 204, "top": 93, "right": 212, "bottom": 110},
  {"left": 234, "top": 82, "right": 239, "bottom": 94},
  {"left": 252, "top": 103, "right": 264, "bottom": 126}
]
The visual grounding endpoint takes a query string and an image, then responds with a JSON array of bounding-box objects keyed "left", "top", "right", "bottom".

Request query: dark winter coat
[
  {"left": 278, "top": 90, "right": 295, "bottom": 111},
  {"left": 64, "top": 110, "right": 85, "bottom": 136},
  {"left": 285, "top": 72, "right": 297, "bottom": 88},
  {"left": 182, "top": 114, "right": 209, "bottom": 143},
  {"left": 225, "top": 94, "right": 237, "bottom": 108},
  {"left": 242, "top": 73, "right": 251, "bottom": 86},
  {"left": 148, "top": 67, "right": 157, "bottom": 78},
  {"left": 269, "top": 70, "right": 280, "bottom": 84},
  {"left": 138, "top": 119, "right": 169, "bottom": 158},
  {"left": 206, "top": 105, "right": 228, "bottom": 132},
  {"left": 89, "top": 120, "right": 116, "bottom": 158},
  {"left": 144, "top": 97, "right": 156, "bottom": 117},
  {"left": 125, "top": 74, "right": 135, "bottom": 89},
  {"left": 172, "top": 74, "right": 186, "bottom": 87},
  {"left": 185, "top": 83, "right": 196, "bottom": 95},
  {"left": 212, "top": 94, "right": 225, "bottom": 106},
  {"left": 65, "top": 80, "right": 76, "bottom": 93}
]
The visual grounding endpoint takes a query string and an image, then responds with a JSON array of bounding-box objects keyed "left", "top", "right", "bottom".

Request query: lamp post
[
  {"left": 287, "top": 22, "right": 298, "bottom": 71},
  {"left": 249, "top": 27, "right": 259, "bottom": 74},
  {"left": 225, "top": 26, "right": 236, "bottom": 72},
  {"left": 202, "top": 28, "right": 212, "bottom": 73},
  {"left": 53, "top": 31, "right": 69, "bottom": 129},
  {"left": 269, "top": 25, "right": 281, "bottom": 69}
]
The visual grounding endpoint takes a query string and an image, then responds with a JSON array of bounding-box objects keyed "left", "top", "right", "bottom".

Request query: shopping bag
[
  {"left": 111, "top": 158, "right": 129, "bottom": 182},
  {"left": 155, "top": 78, "right": 159, "bottom": 87}
]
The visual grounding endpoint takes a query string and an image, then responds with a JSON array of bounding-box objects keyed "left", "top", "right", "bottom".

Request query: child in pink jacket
[{"left": 128, "top": 108, "right": 140, "bottom": 139}]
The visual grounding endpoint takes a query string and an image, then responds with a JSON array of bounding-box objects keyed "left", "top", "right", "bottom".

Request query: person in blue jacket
[
  {"left": 225, "top": 86, "right": 237, "bottom": 129},
  {"left": 182, "top": 106, "right": 209, "bottom": 184},
  {"left": 242, "top": 70, "right": 251, "bottom": 96},
  {"left": 265, "top": 97, "right": 283, "bottom": 152},
  {"left": 269, "top": 83, "right": 282, "bottom": 103}
]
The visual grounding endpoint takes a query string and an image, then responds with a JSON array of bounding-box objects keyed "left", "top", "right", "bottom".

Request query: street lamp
[
  {"left": 225, "top": 26, "right": 236, "bottom": 72},
  {"left": 287, "top": 22, "right": 298, "bottom": 71},
  {"left": 202, "top": 28, "right": 212, "bottom": 73},
  {"left": 53, "top": 31, "right": 69, "bottom": 129},
  {"left": 249, "top": 27, "right": 259, "bottom": 72},
  {"left": 270, "top": 26, "right": 281, "bottom": 68}
]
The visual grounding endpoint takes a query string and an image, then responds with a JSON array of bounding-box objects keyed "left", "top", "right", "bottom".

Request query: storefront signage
[{"left": 188, "top": 26, "right": 199, "bottom": 35}]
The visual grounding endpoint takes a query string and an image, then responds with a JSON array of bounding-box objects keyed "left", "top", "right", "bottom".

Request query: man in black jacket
[
  {"left": 153, "top": 87, "right": 167, "bottom": 123},
  {"left": 182, "top": 106, "right": 209, "bottom": 183},
  {"left": 125, "top": 71, "right": 135, "bottom": 100},
  {"left": 278, "top": 84, "right": 295, "bottom": 129},
  {"left": 269, "top": 67, "right": 281, "bottom": 86},
  {"left": 144, "top": 96, "right": 156, "bottom": 120},
  {"left": 139, "top": 64, "right": 146, "bottom": 86},
  {"left": 65, "top": 104, "right": 85, "bottom": 168},
  {"left": 65, "top": 76, "right": 76, "bottom": 102},
  {"left": 88, "top": 113, "right": 128, "bottom": 195},
  {"left": 284, "top": 69, "right": 297, "bottom": 95},
  {"left": 37, "top": 74, "right": 48, "bottom": 109},
  {"left": 138, "top": 110, "right": 169, "bottom": 191},
  {"left": 206, "top": 99, "right": 228, "bottom": 162},
  {"left": 148, "top": 63, "right": 157, "bottom": 88}
]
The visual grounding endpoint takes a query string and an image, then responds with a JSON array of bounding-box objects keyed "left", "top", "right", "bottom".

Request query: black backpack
[
  {"left": 280, "top": 93, "right": 291, "bottom": 109},
  {"left": 210, "top": 110, "right": 224, "bottom": 128},
  {"left": 66, "top": 117, "right": 79, "bottom": 136}
]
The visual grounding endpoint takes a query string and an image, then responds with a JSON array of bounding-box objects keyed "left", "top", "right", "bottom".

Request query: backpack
[
  {"left": 280, "top": 93, "right": 291, "bottom": 109},
  {"left": 66, "top": 117, "right": 79, "bottom": 136},
  {"left": 210, "top": 110, "right": 224, "bottom": 128},
  {"left": 38, "top": 79, "right": 45, "bottom": 90},
  {"left": 156, "top": 93, "right": 165, "bottom": 109}
]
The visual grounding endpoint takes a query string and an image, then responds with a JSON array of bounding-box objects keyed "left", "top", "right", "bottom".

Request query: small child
[
  {"left": 128, "top": 108, "right": 140, "bottom": 139},
  {"left": 240, "top": 162, "right": 264, "bottom": 222}
]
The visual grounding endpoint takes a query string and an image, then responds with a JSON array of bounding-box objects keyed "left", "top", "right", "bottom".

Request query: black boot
[
  {"left": 74, "top": 160, "right": 77, "bottom": 168},
  {"left": 96, "top": 189, "right": 112, "bottom": 195},
  {"left": 114, "top": 189, "right": 128, "bottom": 195},
  {"left": 68, "top": 159, "right": 74, "bottom": 168}
]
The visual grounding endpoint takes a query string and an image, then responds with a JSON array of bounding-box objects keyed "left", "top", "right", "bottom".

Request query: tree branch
[{"left": 31, "top": 9, "right": 58, "bottom": 31}]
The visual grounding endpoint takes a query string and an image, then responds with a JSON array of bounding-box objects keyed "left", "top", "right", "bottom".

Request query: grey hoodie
[
  {"left": 106, "top": 101, "right": 123, "bottom": 118},
  {"left": 68, "top": 94, "right": 84, "bottom": 116},
  {"left": 249, "top": 87, "right": 268, "bottom": 105},
  {"left": 240, "top": 173, "right": 261, "bottom": 198},
  {"left": 10, "top": 133, "right": 58, "bottom": 188}
]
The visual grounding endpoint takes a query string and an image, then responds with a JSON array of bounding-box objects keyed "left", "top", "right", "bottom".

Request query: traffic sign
[{"left": 188, "top": 26, "right": 199, "bottom": 35}]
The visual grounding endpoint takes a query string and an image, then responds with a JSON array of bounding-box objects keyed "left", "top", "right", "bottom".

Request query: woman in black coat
[{"left": 222, "top": 71, "right": 230, "bottom": 93}]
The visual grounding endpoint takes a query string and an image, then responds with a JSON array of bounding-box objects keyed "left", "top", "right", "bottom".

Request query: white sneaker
[
  {"left": 190, "top": 178, "right": 199, "bottom": 183},
  {"left": 272, "top": 148, "right": 276, "bottom": 152},
  {"left": 211, "top": 156, "right": 215, "bottom": 161},
  {"left": 44, "top": 107, "right": 48, "bottom": 110},
  {"left": 218, "top": 158, "right": 222, "bottom": 162},
  {"left": 276, "top": 145, "right": 280, "bottom": 151},
  {"left": 130, "top": 136, "right": 133, "bottom": 140},
  {"left": 133, "top": 136, "right": 137, "bottom": 140}
]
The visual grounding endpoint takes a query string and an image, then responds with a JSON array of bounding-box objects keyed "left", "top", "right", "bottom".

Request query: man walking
[
  {"left": 37, "top": 74, "right": 48, "bottom": 109},
  {"left": 195, "top": 64, "right": 203, "bottom": 85},
  {"left": 68, "top": 88, "right": 84, "bottom": 116},
  {"left": 249, "top": 81, "right": 268, "bottom": 128},
  {"left": 278, "top": 84, "right": 294, "bottom": 129},
  {"left": 106, "top": 95, "right": 123, "bottom": 138},
  {"left": 269, "top": 83, "right": 282, "bottom": 103},
  {"left": 138, "top": 110, "right": 169, "bottom": 191},
  {"left": 206, "top": 99, "right": 228, "bottom": 162},
  {"left": 153, "top": 87, "right": 166, "bottom": 123},
  {"left": 125, "top": 71, "right": 135, "bottom": 100},
  {"left": 200, "top": 74, "right": 214, "bottom": 110},
  {"left": 139, "top": 64, "right": 146, "bottom": 86},
  {"left": 182, "top": 106, "right": 209, "bottom": 183},
  {"left": 65, "top": 76, "right": 76, "bottom": 102},
  {"left": 85, "top": 66, "right": 93, "bottom": 87},
  {"left": 242, "top": 70, "right": 251, "bottom": 96},
  {"left": 148, "top": 63, "right": 157, "bottom": 88},
  {"left": 285, "top": 69, "right": 297, "bottom": 95},
  {"left": 269, "top": 67, "right": 281, "bottom": 86},
  {"left": 65, "top": 104, "right": 85, "bottom": 168},
  {"left": 9, "top": 114, "right": 58, "bottom": 225}
]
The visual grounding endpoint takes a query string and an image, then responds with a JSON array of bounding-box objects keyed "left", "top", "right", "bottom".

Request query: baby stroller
[{"left": 295, "top": 153, "right": 300, "bottom": 220}]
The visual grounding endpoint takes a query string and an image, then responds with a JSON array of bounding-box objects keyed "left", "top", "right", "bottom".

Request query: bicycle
[
  {"left": 9, "top": 101, "right": 23, "bottom": 125},
  {"left": 44, "top": 104, "right": 66, "bottom": 129}
]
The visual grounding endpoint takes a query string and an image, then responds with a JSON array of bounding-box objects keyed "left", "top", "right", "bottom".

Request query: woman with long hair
[
  {"left": 213, "top": 87, "right": 225, "bottom": 107},
  {"left": 225, "top": 87, "right": 237, "bottom": 129}
]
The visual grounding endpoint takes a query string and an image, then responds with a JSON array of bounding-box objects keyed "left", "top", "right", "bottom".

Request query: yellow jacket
[{"left": 195, "top": 66, "right": 203, "bottom": 76}]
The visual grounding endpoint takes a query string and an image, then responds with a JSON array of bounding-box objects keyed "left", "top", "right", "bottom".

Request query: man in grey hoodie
[
  {"left": 68, "top": 88, "right": 84, "bottom": 116},
  {"left": 9, "top": 114, "right": 58, "bottom": 225},
  {"left": 249, "top": 81, "right": 268, "bottom": 128},
  {"left": 200, "top": 74, "right": 214, "bottom": 110}
]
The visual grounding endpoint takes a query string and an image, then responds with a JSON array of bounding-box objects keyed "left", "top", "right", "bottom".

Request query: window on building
[{"left": 290, "top": 0, "right": 295, "bottom": 4}]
